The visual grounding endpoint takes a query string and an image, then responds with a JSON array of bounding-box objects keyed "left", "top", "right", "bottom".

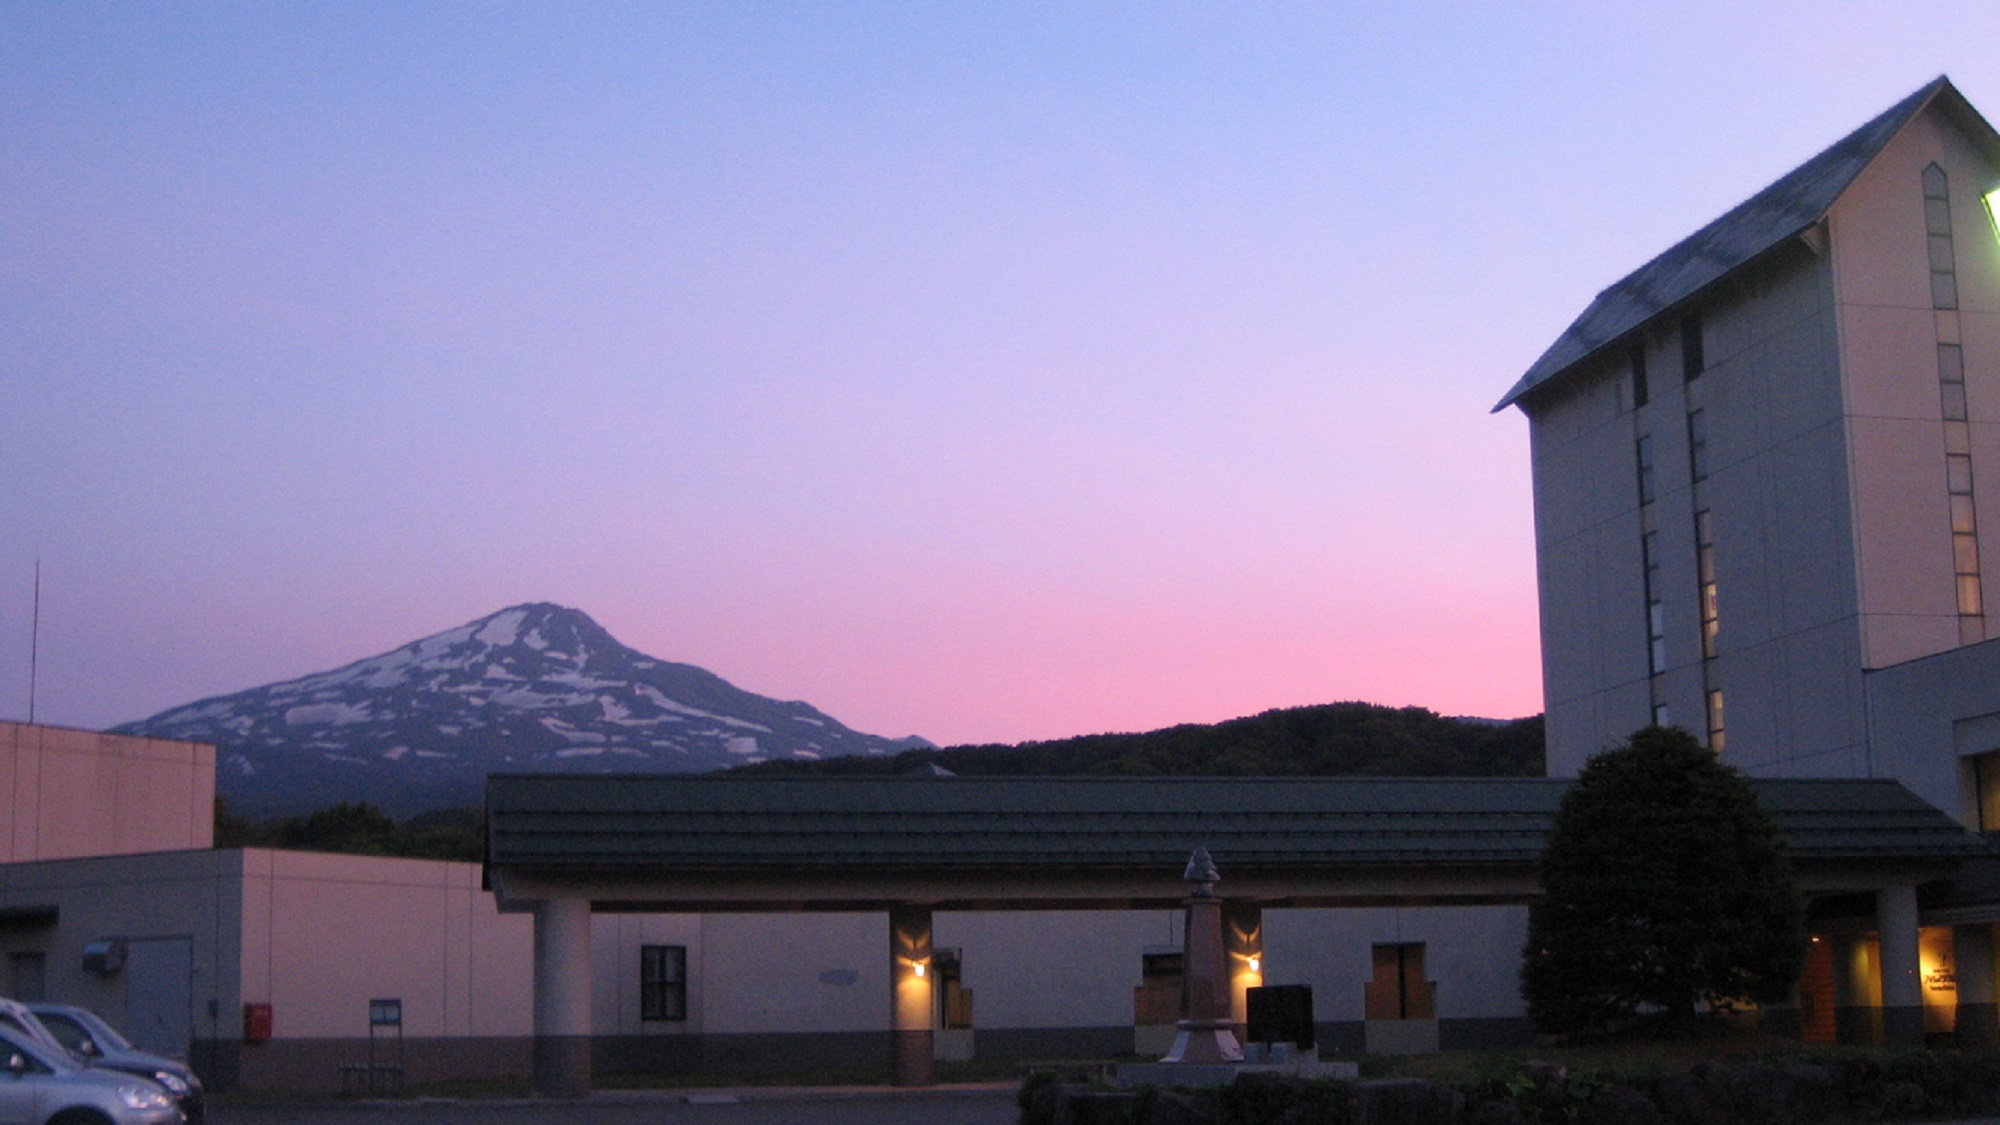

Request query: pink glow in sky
[{"left": 5, "top": 5, "right": 1999, "bottom": 745}]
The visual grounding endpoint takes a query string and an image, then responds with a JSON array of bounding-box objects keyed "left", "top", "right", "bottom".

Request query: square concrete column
[
  {"left": 1223, "top": 902, "right": 1263, "bottom": 1041},
  {"left": 1829, "top": 932, "right": 1876, "bottom": 1045},
  {"left": 1956, "top": 923, "right": 1999, "bottom": 1052},
  {"left": 1878, "top": 885, "right": 1923, "bottom": 1048},
  {"left": 890, "top": 904, "right": 934, "bottom": 1086},
  {"left": 532, "top": 897, "right": 593, "bottom": 1097}
]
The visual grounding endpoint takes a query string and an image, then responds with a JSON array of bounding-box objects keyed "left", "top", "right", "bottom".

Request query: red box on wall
[{"left": 243, "top": 1003, "right": 272, "bottom": 1043}]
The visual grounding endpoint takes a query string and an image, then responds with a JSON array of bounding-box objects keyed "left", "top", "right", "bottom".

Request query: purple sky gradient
[{"left": 5, "top": 4, "right": 1998, "bottom": 745}]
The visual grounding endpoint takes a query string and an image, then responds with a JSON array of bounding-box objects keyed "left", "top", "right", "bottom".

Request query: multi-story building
[
  {"left": 1497, "top": 76, "right": 2000, "bottom": 823},
  {"left": 1499, "top": 74, "right": 2000, "bottom": 1048}
]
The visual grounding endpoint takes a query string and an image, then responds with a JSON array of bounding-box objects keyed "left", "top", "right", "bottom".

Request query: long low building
[{"left": 482, "top": 772, "right": 1994, "bottom": 1093}]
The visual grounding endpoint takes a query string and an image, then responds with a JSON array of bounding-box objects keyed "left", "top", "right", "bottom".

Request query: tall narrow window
[
  {"left": 1636, "top": 435, "right": 1656, "bottom": 505},
  {"left": 1631, "top": 343, "right": 1649, "bottom": 408},
  {"left": 1681, "top": 314, "right": 1705, "bottom": 381},
  {"left": 1926, "top": 164, "right": 1959, "bottom": 311},
  {"left": 1706, "top": 689, "right": 1726, "bottom": 754},
  {"left": 1928, "top": 165, "right": 1983, "bottom": 645},
  {"left": 641, "top": 945, "right": 687, "bottom": 1021},
  {"left": 1642, "top": 530, "right": 1666, "bottom": 674},
  {"left": 1687, "top": 408, "right": 1709, "bottom": 482},
  {"left": 1696, "top": 509, "right": 1719, "bottom": 658}
]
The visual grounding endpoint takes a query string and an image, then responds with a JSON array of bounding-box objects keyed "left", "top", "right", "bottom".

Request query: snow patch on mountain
[{"left": 115, "top": 602, "right": 931, "bottom": 815}]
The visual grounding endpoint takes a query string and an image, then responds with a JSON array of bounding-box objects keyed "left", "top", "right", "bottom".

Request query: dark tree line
[
  {"left": 215, "top": 799, "right": 484, "bottom": 862},
  {"left": 217, "top": 703, "right": 1543, "bottom": 859},
  {"left": 732, "top": 702, "right": 1544, "bottom": 778}
]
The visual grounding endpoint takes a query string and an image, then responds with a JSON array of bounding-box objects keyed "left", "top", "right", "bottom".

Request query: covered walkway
[{"left": 484, "top": 774, "right": 1991, "bottom": 1095}]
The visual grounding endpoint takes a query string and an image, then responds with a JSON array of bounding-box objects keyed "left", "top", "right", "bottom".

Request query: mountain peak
[{"left": 116, "top": 604, "right": 919, "bottom": 816}]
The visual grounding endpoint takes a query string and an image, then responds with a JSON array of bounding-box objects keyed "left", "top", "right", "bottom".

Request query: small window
[
  {"left": 1631, "top": 344, "right": 1649, "bottom": 408},
  {"left": 1933, "top": 272, "right": 1960, "bottom": 311},
  {"left": 1926, "top": 197, "right": 1954, "bottom": 237},
  {"left": 1636, "top": 436, "right": 1656, "bottom": 505},
  {"left": 1924, "top": 163, "right": 1950, "bottom": 200},
  {"left": 1940, "top": 344, "right": 1966, "bottom": 385},
  {"left": 1706, "top": 689, "right": 1726, "bottom": 754},
  {"left": 1944, "top": 382, "right": 1970, "bottom": 422},
  {"left": 1652, "top": 703, "right": 1672, "bottom": 728},
  {"left": 641, "top": 945, "right": 687, "bottom": 1021},
  {"left": 1959, "top": 574, "right": 1985, "bottom": 617},
  {"left": 1681, "top": 314, "right": 1705, "bottom": 382},
  {"left": 1687, "top": 408, "right": 1709, "bottom": 482},
  {"left": 1950, "top": 454, "right": 1975, "bottom": 496},
  {"left": 1953, "top": 494, "right": 1979, "bottom": 535}
]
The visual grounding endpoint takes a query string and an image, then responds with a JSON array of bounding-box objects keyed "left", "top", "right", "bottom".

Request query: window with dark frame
[
  {"left": 1631, "top": 343, "right": 1649, "bottom": 408},
  {"left": 1636, "top": 435, "right": 1656, "bottom": 505},
  {"left": 640, "top": 945, "right": 687, "bottom": 1021},
  {"left": 1926, "top": 163, "right": 1959, "bottom": 311},
  {"left": 1696, "top": 509, "right": 1719, "bottom": 659},
  {"left": 1927, "top": 164, "right": 1982, "bottom": 645},
  {"left": 1687, "top": 408, "right": 1709, "bottom": 482},
  {"left": 1643, "top": 530, "right": 1666, "bottom": 675},
  {"left": 1681, "top": 314, "right": 1705, "bottom": 381}
]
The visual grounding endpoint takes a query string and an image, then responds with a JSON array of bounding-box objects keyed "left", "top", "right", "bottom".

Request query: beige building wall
[
  {"left": 236, "top": 849, "right": 532, "bottom": 1042},
  {"left": 0, "top": 723, "right": 213, "bottom": 861},
  {"left": 1830, "top": 101, "right": 2000, "bottom": 668}
]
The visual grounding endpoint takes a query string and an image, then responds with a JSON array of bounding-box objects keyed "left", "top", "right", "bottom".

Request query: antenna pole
[{"left": 27, "top": 559, "right": 39, "bottom": 725}]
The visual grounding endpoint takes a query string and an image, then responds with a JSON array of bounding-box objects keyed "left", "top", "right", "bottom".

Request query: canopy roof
[{"left": 485, "top": 774, "right": 1989, "bottom": 912}]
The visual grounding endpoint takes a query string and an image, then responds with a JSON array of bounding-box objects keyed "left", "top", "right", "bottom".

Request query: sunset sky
[{"left": 5, "top": 4, "right": 1999, "bottom": 746}]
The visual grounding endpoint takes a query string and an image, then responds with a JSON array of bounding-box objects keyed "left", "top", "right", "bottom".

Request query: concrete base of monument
[{"left": 1116, "top": 1044, "right": 1358, "bottom": 1088}]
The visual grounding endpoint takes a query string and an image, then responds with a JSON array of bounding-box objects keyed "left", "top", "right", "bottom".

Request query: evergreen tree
[{"left": 1521, "top": 726, "right": 1805, "bottom": 1035}]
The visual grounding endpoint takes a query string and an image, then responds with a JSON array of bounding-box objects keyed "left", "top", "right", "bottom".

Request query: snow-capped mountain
[{"left": 115, "top": 603, "right": 931, "bottom": 816}]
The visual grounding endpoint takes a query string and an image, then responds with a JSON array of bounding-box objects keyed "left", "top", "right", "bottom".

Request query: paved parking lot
[{"left": 213, "top": 1086, "right": 1019, "bottom": 1125}]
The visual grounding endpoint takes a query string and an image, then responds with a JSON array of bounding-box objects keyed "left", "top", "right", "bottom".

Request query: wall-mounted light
[
  {"left": 1248, "top": 957, "right": 1261, "bottom": 974},
  {"left": 1986, "top": 183, "right": 2000, "bottom": 240},
  {"left": 913, "top": 962, "right": 926, "bottom": 979}
]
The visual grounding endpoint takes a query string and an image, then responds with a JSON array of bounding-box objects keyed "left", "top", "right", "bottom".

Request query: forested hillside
[{"left": 731, "top": 702, "right": 1544, "bottom": 778}]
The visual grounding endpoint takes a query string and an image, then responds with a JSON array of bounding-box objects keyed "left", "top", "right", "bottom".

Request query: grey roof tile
[
  {"left": 1493, "top": 76, "right": 1991, "bottom": 412},
  {"left": 486, "top": 774, "right": 1989, "bottom": 871}
]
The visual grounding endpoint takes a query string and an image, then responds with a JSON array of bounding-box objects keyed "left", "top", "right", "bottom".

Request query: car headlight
[
  {"left": 151, "top": 1071, "right": 190, "bottom": 1096},
  {"left": 117, "top": 1084, "right": 173, "bottom": 1111}
]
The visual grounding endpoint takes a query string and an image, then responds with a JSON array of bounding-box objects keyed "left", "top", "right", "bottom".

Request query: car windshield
[
  {"left": 0, "top": 1026, "right": 75, "bottom": 1075},
  {"left": 48, "top": 1010, "right": 132, "bottom": 1054}
]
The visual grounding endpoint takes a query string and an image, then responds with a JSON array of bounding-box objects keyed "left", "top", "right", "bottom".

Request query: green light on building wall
[{"left": 1988, "top": 184, "right": 2000, "bottom": 238}]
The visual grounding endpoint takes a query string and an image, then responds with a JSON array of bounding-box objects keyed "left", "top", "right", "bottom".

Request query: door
[{"left": 123, "top": 937, "right": 193, "bottom": 1060}]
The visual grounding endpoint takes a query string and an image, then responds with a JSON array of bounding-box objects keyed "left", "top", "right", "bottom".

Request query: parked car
[
  {"left": 24, "top": 1005, "right": 203, "bottom": 1125},
  {"left": 0, "top": 1024, "right": 180, "bottom": 1125}
]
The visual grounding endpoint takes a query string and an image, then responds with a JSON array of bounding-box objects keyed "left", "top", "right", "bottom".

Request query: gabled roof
[
  {"left": 485, "top": 773, "right": 1989, "bottom": 872},
  {"left": 1494, "top": 76, "right": 2000, "bottom": 413}
]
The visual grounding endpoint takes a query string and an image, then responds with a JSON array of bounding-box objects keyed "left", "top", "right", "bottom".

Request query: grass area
[{"left": 1350, "top": 1026, "right": 1834, "bottom": 1087}]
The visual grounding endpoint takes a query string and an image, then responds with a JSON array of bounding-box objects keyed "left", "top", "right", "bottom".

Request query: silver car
[
  {"left": 25, "top": 1006, "right": 202, "bottom": 1125},
  {"left": 0, "top": 1025, "right": 181, "bottom": 1125}
]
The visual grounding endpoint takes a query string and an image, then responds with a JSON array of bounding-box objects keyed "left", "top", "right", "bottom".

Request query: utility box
[
  {"left": 81, "top": 939, "right": 126, "bottom": 976},
  {"left": 1246, "top": 984, "right": 1315, "bottom": 1049},
  {"left": 243, "top": 1003, "right": 273, "bottom": 1043}
]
